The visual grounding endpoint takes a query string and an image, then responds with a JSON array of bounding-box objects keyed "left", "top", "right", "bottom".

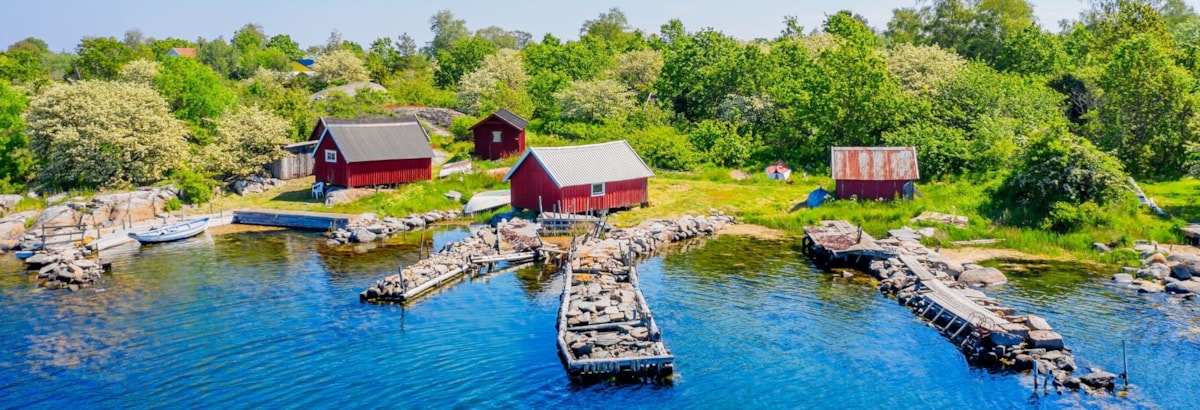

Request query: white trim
[
  {"left": 324, "top": 149, "right": 338, "bottom": 163},
  {"left": 590, "top": 182, "right": 605, "bottom": 197}
]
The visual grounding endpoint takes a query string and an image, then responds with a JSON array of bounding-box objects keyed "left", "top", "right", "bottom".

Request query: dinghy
[{"left": 128, "top": 217, "right": 210, "bottom": 244}]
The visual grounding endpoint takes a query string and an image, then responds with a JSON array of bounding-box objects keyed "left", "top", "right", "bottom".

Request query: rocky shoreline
[
  {"left": 558, "top": 214, "right": 735, "bottom": 374},
  {"left": 1113, "top": 242, "right": 1200, "bottom": 297},
  {"left": 26, "top": 248, "right": 106, "bottom": 290},
  {"left": 1, "top": 187, "right": 182, "bottom": 251},
  {"left": 326, "top": 209, "right": 462, "bottom": 246},
  {"left": 359, "top": 218, "right": 541, "bottom": 303},
  {"left": 867, "top": 234, "right": 1118, "bottom": 394}
]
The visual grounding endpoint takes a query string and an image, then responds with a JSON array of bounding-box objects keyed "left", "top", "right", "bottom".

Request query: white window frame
[
  {"left": 492, "top": 130, "right": 503, "bottom": 143},
  {"left": 324, "top": 149, "right": 337, "bottom": 163},
  {"left": 590, "top": 183, "right": 605, "bottom": 197}
]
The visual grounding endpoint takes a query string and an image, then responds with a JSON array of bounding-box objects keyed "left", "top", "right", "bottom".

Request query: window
[
  {"left": 324, "top": 149, "right": 337, "bottom": 163},
  {"left": 590, "top": 183, "right": 605, "bottom": 196},
  {"left": 492, "top": 130, "right": 502, "bottom": 143}
]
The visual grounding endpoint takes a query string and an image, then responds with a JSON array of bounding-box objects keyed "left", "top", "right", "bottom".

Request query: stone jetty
[
  {"left": 25, "top": 248, "right": 106, "bottom": 290},
  {"left": 557, "top": 214, "right": 735, "bottom": 380},
  {"left": 327, "top": 209, "right": 462, "bottom": 245},
  {"left": 359, "top": 218, "right": 541, "bottom": 303},
  {"left": 804, "top": 220, "right": 1118, "bottom": 394}
]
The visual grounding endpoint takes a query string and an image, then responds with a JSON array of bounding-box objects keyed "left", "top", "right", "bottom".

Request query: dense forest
[{"left": 1, "top": 0, "right": 1198, "bottom": 231}]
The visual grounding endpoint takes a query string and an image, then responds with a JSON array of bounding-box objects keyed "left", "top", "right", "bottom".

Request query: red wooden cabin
[
  {"left": 312, "top": 121, "right": 433, "bottom": 188},
  {"left": 503, "top": 140, "right": 655, "bottom": 214},
  {"left": 831, "top": 147, "right": 920, "bottom": 201},
  {"left": 471, "top": 109, "right": 528, "bottom": 160}
]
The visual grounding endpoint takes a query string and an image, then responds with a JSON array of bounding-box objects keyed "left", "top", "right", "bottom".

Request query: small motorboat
[
  {"left": 128, "top": 217, "right": 211, "bottom": 244},
  {"left": 13, "top": 250, "right": 34, "bottom": 259}
]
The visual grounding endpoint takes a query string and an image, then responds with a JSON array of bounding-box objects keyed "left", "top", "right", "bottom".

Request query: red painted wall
[
  {"left": 347, "top": 158, "right": 430, "bottom": 187},
  {"left": 509, "top": 161, "right": 648, "bottom": 213},
  {"left": 313, "top": 137, "right": 431, "bottom": 187},
  {"left": 835, "top": 179, "right": 912, "bottom": 201},
  {"left": 472, "top": 118, "right": 525, "bottom": 160}
]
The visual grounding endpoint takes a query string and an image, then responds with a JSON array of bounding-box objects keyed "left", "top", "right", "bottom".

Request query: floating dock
[{"left": 233, "top": 209, "right": 361, "bottom": 230}]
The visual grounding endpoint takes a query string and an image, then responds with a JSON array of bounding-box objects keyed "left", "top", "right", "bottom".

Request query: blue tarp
[{"left": 807, "top": 187, "right": 830, "bottom": 208}]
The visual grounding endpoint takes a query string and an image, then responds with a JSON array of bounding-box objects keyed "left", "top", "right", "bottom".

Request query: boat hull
[{"left": 128, "top": 217, "right": 211, "bottom": 244}]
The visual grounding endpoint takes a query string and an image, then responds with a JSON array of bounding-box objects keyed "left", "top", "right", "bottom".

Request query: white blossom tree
[
  {"left": 117, "top": 59, "right": 160, "bottom": 86},
  {"left": 312, "top": 49, "right": 370, "bottom": 86},
  {"left": 456, "top": 49, "right": 528, "bottom": 115},
  {"left": 25, "top": 81, "right": 188, "bottom": 188},
  {"left": 554, "top": 79, "right": 635, "bottom": 121},
  {"left": 204, "top": 105, "right": 292, "bottom": 178}
]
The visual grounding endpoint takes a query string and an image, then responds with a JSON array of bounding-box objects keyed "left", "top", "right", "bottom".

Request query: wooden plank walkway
[
  {"left": 899, "top": 254, "right": 1009, "bottom": 326},
  {"left": 233, "top": 209, "right": 361, "bottom": 230}
]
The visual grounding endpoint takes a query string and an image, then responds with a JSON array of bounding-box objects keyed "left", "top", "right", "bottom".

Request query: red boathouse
[
  {"left": 831, "top": 146, "right": 920, "bottom": 201},
  {"left": 503, "top": 140, "right": 655, "bottom": 214},
  {"left": 471, "top": 109, "right": 527, "bottom": 160},
  {"left": 312, "top": 121, "right": 434, "bottom": 188}
]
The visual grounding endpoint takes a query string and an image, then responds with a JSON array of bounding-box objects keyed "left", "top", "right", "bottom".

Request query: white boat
[
  {"left": 463, "top": 190, "right": 510, "bottom": 214},
  {"left": 127, "top": 217, "right": 211, "bottom": 244}
]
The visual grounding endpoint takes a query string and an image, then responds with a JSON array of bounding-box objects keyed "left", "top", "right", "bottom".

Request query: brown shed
[{"left": 831, "top": 147, "right": 920, "bottom": 201}]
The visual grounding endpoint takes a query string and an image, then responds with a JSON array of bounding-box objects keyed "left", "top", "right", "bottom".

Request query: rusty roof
[{"left": 831, "top": 147, "right": 919, "bottom": 181}]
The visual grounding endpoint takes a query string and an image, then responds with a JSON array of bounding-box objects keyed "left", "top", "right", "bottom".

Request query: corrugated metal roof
[
  {"left": 831, "top": 147, "right": 919, "bottom": 181},
  {"left": 320, "top": 123, "right": 433, "bottom": 163},
  {"left": 503, "top": 140, "right": 655, "bottom": 188},
  {"left": 473, "top": 108, "right": 528, "bottom": 131},
  {"left": 322, "top": 116, "right": 417, "bottom": 126}
]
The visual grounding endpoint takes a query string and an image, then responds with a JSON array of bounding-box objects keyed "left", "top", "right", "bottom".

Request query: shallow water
[{"left": 0, "top": 231, "right": 1193, "bottom": 409}]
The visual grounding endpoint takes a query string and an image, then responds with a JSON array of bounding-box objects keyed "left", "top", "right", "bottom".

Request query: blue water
[{"left": 0, "top": 231, "right": 1194, "bottom": 409}]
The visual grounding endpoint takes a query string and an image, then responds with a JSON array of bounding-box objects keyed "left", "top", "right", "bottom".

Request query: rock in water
[
  {"left": 1027, "top": 330, "right": 1065, "bottom": 350},
  {"left": 958, "top": 267, "right": 1008, "bottom": 287},
  {"left": 1165, "top": 280, "right": 1200, "bottom": 295},
  {"left": 350, "top": 228, "right": 377, "bottom": 243},
  {"left": 1080, "top": 370, "right": 1117, "bottom": 391},
  {"left": 1111, "top": 273, "right": 1134, "bottom": 284}
]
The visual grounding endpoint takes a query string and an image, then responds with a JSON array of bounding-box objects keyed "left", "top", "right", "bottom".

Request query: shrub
[
  {"left": 1042, "top": 201, "right": 1109, "bottom": 232},
  {"left": 626, "top": 126, "right": 701, "bottom": 171},
  {"left": 449, "top": 115, "right": 480, "bottom": 141},
  {"left": 173, "top": 166, "right": 215, "bottom": 204},
  {"left": 164, "top": 197, "right": 182, "bottom": 212}
]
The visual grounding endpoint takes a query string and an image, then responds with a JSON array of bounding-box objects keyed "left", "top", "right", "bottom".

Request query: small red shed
[
  {"left": 312, "top": 121, "right": 434, "bottom": 188},
  {"left": 471, "top": 109, "right": 528, "bottom": 160},
  {"left": 503, "top": 140, "right": 655, "bottom": 214},
  {"left": 831, "top": 147, "right": 920, "bottom": 201}
]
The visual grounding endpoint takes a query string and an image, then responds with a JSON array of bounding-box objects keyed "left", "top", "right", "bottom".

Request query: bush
[
  {"left": 173, "top": 166, "right": 215, "bottom": 204},
  {"left": 1042, "top": 201, "right": 1109, "bottom": 232},
  {"left": 626, "top": 126, "right": 701, "bottom": 171},
  {"left": 450, "top": 115, "right": 480, "bottom": 141},
  {"left": 164, "top": 197, "right": 182, "bottom": 212}
]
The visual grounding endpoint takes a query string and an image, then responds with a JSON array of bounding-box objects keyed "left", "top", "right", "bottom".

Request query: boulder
[
  {"left": 958, "top": 267, "right": 1008, "bottom": 287},
  {"left": 324, "top": 188, "right": 370, "bottom": 207},
  {"left": 34, "top": 205, "right": 79, "bottom": 228},
  {"left": 1079, "top": 370, "right": 1117, "bottom": 391},
  {"left": 1139, "top": 263, "right": 1171, "bottom": 280},
  {"left": 1111, "top": 273, "right": 1134, "bottom": 284},
  {"left": 1027, "top": 330, "right": 1065, "bottom": 350},
  {"left": 930, "top": 259, "right": 965, "bottom": 278},
  {"left": 350, "top": 229, "right": 377, "bottom": 243},
  {"left": 1169, "top": 264, "right": 1193, "bottom": 281},
  {"left": 1025, "top": 315, "right": 1053, "bottom": 331},
  {"left": 1092, "top": 242, "right": 1111, "bottom": 253},
  {"left": 365, "top": 223, "right": 387, "bottom": 235},
  {"left": 0, "top": 194, "right": 22, "bottom": 211},
  {"left": 1165, "top": 280, "right": 1200, "bottom": 295},
  {"left": 0, "top": 211, "right": 38, "bottom": 244},
  {"left": 1132, "top": 244, "right": 1156, "bottom": 256}
]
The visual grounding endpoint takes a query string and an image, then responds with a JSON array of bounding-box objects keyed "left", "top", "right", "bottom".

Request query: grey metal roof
[
  {"left": 493, "top": 109, "right": 528, "bottom": 130},
  {"left": 503, "top": 140, "right": 654, "bottom": 187},
  {"left": 320, "top": 123, "right": 433, "bottom": 163},
  {"left": 322, "top": 116, "right": 417, "bottom": 126}
]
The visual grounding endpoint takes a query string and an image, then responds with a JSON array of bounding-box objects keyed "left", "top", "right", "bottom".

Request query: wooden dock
[
  {"left": 233, "top": 209, "right": 361, "bottom": 230},
  {"left": 801, "top": 220, "right": 898, "bottom": 268}
]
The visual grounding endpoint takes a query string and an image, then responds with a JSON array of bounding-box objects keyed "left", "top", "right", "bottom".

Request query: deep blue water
[{"left": 0, "top": 230, "right": 1194, "bottom": 409}]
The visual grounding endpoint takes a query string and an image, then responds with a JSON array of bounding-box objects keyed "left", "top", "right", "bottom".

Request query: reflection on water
[{"left": 0, "top": 232, "right": 1194, "bottom": 408}]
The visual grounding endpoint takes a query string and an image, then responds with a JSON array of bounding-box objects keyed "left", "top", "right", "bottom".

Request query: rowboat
[{"left": 128, "top": 217, "right": 210, "bottom": 244}]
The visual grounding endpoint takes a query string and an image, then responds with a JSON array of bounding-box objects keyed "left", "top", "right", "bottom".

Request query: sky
[{"left": 1, "top": 0, "right": 1192, "bottom": 52}]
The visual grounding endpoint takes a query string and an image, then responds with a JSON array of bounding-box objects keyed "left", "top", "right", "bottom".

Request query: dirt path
[{"left": 719, "top": 223, "right": 787, "bottom": 240}]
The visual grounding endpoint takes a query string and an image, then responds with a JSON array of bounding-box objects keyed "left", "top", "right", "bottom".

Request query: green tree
[
  {"left": 7, "top": 37, "right": 48, "bottom": 53},
  {"left": 476, "top": 26, "right": 520, "bottom": 50},
  {"left": 426, "top": 10, "right": 470, "bottom": 57},
  {"left": 154, "top": 56, "right": 238, "bottom": 140},
  {"left": 25, "top": 81, "right": 189, "bottom": 188},
  {"left": 996, "top": 133, "right": 1127, "bottom": 230},
  {"left": 150, "top": 37, "right": 197, "bottom": 57},
  {"left": 581, "top": 7, "right": 635, "bottom": 49},
  {"left": 204, "top": 106, "right": 292, "bottom": 178},
  {"left": 232, "top": 23, "right": 267, "bottom": 52},
  {"left": 0, "top": 49, "right": 47, "bottom": 84},
  {"left": 995, "top": 25, "right": 1069, "bottom": 76},
  {"left": 266, "top": 34, "right": 304, "bottom": 59},
  {"left": 198, "top": 37, "right": 240, "bottom": 78},
  {"left": 434, "top": 36, "right": 497, "bottom": 87},
  {"left": 239, "top": 68, "right": 318, "bottom": 140},
  {"left": 611, "top": 49, "right": 663, "bottom": 96},
  {"left": 72, "top": 37, "right": 136, "bottom": 80},
  {"left": 0, "top": 81, "right": 34, "bottom": 188},
  {"left": 1092, "top": 34, "right": 1198, "bottom": 179}
]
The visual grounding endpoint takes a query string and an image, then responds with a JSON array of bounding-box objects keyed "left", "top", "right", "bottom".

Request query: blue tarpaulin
[{"left": 807, "top": 186, "right": 830, "bottom": 208}]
